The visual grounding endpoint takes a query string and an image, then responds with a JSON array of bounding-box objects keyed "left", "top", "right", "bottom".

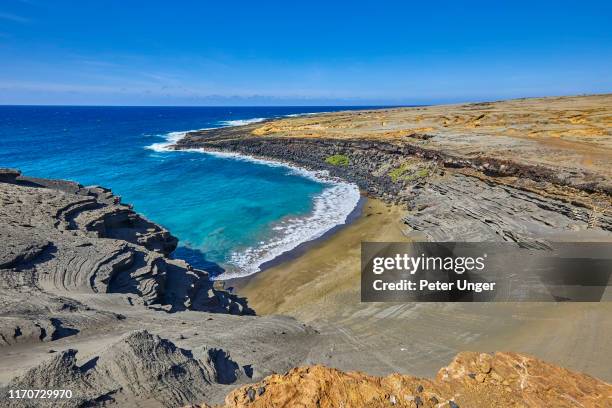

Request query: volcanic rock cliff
[{"left": 0, "top": 168, "right": 252, "bottom": 327}]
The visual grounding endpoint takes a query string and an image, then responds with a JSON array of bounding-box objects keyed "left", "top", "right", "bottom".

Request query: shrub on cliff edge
[
  {"left": 389, "top": 162, "right": 430, "bottom": 182},
  {"left": 325, "top": 154, "right": 349, "bottom": 166}
]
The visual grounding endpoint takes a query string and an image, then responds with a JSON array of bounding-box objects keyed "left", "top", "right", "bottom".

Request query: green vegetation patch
[
  {"left": 389, "top": 161, "right": 430, "bottom": 182},
  {"left": 325, "top": 154, "right": 349, "bottom": 166}
]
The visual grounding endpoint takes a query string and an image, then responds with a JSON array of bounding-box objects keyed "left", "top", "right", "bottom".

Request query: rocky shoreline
[
  {"left": 174, "top": 129, "right": 611, "bottom": 244},
  {"left": 177, "top": 134, "right": 610, "bottom": 196}
]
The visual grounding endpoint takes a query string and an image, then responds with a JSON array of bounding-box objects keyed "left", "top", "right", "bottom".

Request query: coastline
[
  {"left": 158, "top": 130, "right": 363, "bottom": 280},
  {"left": 160, "top": 130, "right": 398, "bottom": 301},
  {"left": 167, "top": 96, "right": 612, "bottom": 382},
  {"left": 165, "top": 96, "right": 611, "bottom": 292},
  {"left": 224, "top": 194, "right": 366, "bottom": 289}
]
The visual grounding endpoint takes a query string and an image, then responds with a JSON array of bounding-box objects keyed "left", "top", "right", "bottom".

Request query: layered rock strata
[{"left": 0, "top": 168, "right": 252, "bottom": 348}]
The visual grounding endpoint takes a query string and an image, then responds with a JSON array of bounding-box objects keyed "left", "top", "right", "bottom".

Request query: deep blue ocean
[{"left": 0, "top": 106, "right": 366, "bottom": 278}]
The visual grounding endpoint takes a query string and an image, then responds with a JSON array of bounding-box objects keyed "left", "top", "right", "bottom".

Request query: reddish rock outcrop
[{"left": 190, "top": 352, "right": 612, "bottom": 408}]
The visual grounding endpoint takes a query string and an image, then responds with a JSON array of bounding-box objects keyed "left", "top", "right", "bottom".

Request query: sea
[{"left": 0, "top": 106, "right": 372, "bottom": 278}]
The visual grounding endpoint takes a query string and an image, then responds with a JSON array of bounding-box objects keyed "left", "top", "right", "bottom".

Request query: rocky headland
[{"left": 175, "top": 94, "right": 611, "bottom": 244}]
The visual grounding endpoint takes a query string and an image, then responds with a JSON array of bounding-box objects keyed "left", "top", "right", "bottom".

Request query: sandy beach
[
  {"left": 233, "top": 198, "right": 408, "bottom": 318},
  {"left": 233, "top": 196, "right": 612, "bottom": 381}
]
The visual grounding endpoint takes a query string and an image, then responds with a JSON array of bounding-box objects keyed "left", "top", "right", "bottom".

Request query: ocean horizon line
[
  {"left": 3, "top": 92, "right": 610, "bottom": 109},
  {"left": 0, "top": 103, "right": 416, "bottom": 108}
]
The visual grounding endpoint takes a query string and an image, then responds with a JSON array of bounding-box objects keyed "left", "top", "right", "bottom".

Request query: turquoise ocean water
[{"left": 0, "top": 106, "right": 366, "bottom": 278}]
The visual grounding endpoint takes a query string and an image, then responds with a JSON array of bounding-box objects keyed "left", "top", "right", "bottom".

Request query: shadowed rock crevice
[
  {"left": 49, "top": 318, "right": 79, "bottom": 341},
  {"left": 206, "top": 348, "right": 242, "bottom": 384}
]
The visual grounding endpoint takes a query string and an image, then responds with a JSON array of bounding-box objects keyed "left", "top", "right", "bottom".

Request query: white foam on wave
[
  {"left": 145, "top": 116, "right": 268, "bottom": 152},
  {"left": 225, "top": 180, "right": 360, "bottom": 279},
  {"left": 179, "top": 148, "right": 361, "bottom": 279},
  {"left": 145, "top": 129, "right": 209, "bottom": 152},
  {"left": 218, "top": 117, "right": 266, "bottom": 126},
  {"left": 146, "top": 112, "right": 329, "bottom": 153}
]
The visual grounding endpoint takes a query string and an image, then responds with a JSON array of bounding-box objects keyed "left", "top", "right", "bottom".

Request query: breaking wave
[{"left": 144, "top": 115, "right": 361, "bottom": 278}]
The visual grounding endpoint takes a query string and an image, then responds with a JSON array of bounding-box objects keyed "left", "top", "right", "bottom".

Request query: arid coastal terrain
[{"left": 1, "top": 95, "right": 611, "bottom": 407}]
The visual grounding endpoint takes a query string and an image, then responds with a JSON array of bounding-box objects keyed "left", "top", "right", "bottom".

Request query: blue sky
[{"left": 0, "top": 0, "right": 610, "bottom": 105}]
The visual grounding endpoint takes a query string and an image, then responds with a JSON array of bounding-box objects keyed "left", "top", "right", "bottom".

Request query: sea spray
[
  {"left": 218, "top": 117, "right": 266, "bottom": 126},
  {"left": 146, "top": 129, "right": 212, "bottom": 152}
]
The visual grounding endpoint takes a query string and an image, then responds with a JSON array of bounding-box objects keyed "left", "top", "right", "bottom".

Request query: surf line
[
  {"left": 146, "top": 116, "right": 361, "bottom": 279},
  {"left": 178, "top": 146, "right": 362, "bottom": 279}
]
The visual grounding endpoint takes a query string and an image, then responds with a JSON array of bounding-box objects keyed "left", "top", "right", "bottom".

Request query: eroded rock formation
[{"left": 0, "top": 169, "right": 252, "bottom": 347}]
